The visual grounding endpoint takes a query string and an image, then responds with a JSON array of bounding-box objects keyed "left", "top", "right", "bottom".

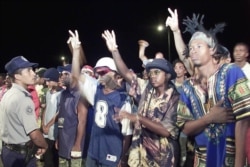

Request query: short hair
[{"left": 234, "top": 42, "right": 249, "bottom": 53}]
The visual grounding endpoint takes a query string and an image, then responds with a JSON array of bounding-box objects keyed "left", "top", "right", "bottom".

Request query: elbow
[
  {"left": 182, "top": 124, "right": 193, "bottom": 136},
  {"left": 182, "top": 129, "right": 191, "bottom": 136}
]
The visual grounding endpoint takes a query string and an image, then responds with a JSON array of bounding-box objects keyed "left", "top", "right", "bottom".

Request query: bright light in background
[
  {"left": 157, "top": 25, "right": 164, "bottom": 31},
  {"left": 60, "top": 56, "right": 66, "bottom": 65}
]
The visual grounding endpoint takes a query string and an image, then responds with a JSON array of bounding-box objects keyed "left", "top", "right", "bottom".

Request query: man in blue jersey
[{"left": 68, "top": 30, "right": 132, "bottom": 167}]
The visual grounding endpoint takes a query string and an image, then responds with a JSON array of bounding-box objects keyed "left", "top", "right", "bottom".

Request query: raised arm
[
  {"left": 138, "top": 40, "right": 149, "bottom": 64},
  {"left": 102, "top": 30, "right": 134, "bottom": 84},
  {"left": 67, "top": 31, "right": 87, "bottom": 66},
  {"left": 68, "top": 30, "right": 86, "bottom": 84},
  {"left": 166, "top": 8, "right": 194, "bottom": 75}
]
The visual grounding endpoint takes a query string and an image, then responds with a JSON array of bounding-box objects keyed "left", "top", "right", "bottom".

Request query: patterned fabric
[
  {"left": 59, "top": 157, "right": 83, "bottom": 167},
  {"left": 128, "top": 81, "right": 180, "bottom": 167},
  {"left": 177, "top": 63, "right": 250, "bottom": 167}
]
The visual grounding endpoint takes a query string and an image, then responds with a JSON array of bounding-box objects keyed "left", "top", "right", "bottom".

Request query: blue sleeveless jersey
[
  {"left": 57, "top": 88, "right": 84, "bottom": 159},
  {"left": 87, "top": 85, "right": 126, "bottom": 166}
]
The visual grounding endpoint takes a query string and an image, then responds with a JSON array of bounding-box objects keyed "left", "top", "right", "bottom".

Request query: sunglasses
[
  {"left": 148, "top": 69, "right": 162, "bottom": 77},
  {"left": 95, "top": 67, "right": 112, "bottom": 77}
]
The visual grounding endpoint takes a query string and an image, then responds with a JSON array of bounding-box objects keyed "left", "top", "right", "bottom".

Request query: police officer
[{"left": 0, "top": 56, "right": 48, "bottom": 167}]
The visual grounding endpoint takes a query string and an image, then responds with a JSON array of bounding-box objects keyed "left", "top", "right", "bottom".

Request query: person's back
[
  {"left": 57, "top": 64, "right": 89, "bottom": 167},
  {"left": 57, "top": 87, "right": 87, "bottom": 166}
]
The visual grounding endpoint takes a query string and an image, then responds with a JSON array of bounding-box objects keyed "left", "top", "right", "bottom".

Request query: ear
[
  {"left": 245, "top": 51, "right": 249, "bottom": 58},
  {"left": 14, "top": 73, "right": 22, "bottom": 81},
  {"left": 209, "top": 47, "right": 216, "bottom": 56}
]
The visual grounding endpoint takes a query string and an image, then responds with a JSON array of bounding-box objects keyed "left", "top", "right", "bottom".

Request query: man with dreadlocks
[{"left": 166, "top": 8, "right": 250, "bottom": 167}]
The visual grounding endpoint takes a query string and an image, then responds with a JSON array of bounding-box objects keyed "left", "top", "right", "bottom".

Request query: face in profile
[{"left": 16, "top": 67, "right": 37, "bottom": 85}]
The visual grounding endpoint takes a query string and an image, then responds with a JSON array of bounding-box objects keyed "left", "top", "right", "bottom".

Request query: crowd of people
[{"left": 0, "top": 7, "right": 249, "bottom": 167}]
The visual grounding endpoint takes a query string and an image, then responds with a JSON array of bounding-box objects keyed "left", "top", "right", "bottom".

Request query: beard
[
  {"left": 61, "top": 78, "right": 71, "bottom": 87},
  {"left": 99, "top": 75, "right": 121, "bottom": 90}
]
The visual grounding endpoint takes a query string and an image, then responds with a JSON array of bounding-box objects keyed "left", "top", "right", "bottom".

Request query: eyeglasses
[
  {"left": 148, "top": 69, "right": 162, "bottom": 77},
  {"left": 95, "top": 67, "right": 112, "bottom": 77}
]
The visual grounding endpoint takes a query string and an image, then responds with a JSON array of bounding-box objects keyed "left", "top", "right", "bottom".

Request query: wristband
[{"left": 71, "top": 151, "right": 82, "bottom": 158}]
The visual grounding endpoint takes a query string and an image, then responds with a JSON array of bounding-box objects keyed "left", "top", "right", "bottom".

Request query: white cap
[{"left": 94, "top": 57, "right": 117, "bottom": 72}]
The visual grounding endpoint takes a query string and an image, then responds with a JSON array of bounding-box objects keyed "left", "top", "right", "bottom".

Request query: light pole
[
  {"left": 167, "top": 27, "right": 171, "bottom": 62},
  {"left": 157, "top": 24, "right": 171, "bottom": 62}
]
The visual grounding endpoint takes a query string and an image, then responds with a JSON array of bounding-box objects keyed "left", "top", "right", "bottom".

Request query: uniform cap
[
  {"left": 5, "top": 56, "right": 38, "bottom": 74},
  {"left": 57, "top": 64, "right": 72, "bottom": 73},
  {"left": 43, "top": 68, "right": 59, "bottom": 82}
]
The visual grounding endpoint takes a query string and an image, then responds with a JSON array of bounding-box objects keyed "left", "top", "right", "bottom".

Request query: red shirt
[{"left": 28, "top": 85, "right": 40, "bottom": 120}]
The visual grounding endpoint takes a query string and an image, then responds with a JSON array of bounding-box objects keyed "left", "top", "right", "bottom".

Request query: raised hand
[
  {"left": 206, "top": 98, "right": 235, "bottom": 124},
  {"left": 165, "top": 8, "right": 179, "bottom": 32},
  {"left": 67, "top": 30, "right": 81, "bottom": 49},
  {"left": 102, "top": 30, "right": 118, "bottom": 52},
  {"left": 138, "top": 40, "right": 149, "bottom": 62}
]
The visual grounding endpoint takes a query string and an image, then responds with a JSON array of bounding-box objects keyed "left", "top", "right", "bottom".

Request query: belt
[{"left": 3, "top": 142, "right": 28, "bottom": 155}]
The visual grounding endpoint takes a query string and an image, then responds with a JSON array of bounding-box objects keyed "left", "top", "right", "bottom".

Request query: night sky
[{"left": 1, "top": 0, "right": 250, "bottom": 73}]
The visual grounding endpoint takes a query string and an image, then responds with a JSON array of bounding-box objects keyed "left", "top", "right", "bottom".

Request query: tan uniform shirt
[{"left": 0, "top": 83, "right": 38, "bottom": 145}]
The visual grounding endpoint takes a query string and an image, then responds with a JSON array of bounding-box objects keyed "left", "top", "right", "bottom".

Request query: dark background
[{"left": 1, "top": 0, "right": 250, "bottom": 73}]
